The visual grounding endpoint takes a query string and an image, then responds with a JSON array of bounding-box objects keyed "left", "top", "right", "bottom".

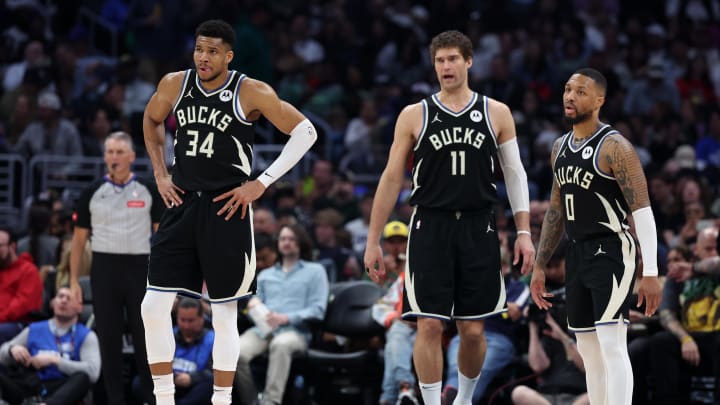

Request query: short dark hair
[
  {"left": 429, "top": 30, "right": 473, "bottom": 61},
  {"left": 195, "top": 20, "right": 236, "bottom": 48},
  {"left": 177, "top": 297, "right": 203, "bottom": 317},
  {"left": 0, "top": 226, "right": 18, "bottom": 244},
  {"left": 574, "top": 68, "right": 607, "bottom": 96},
  {"left": 255, "top": 231, "right": 277, "bottom": 252}
]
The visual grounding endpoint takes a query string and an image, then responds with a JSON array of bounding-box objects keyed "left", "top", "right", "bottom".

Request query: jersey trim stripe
[
  {"left": 454, "top": 308, "right": 508, "bottom": 320},
  {"left": 146, "top": 286, "right": 203, "bottom": 298},
  {"left": 232, "top": 73, "right": 252, "bottom": 126},
  {"left": 552, "top": 133, "right": 570, "bottom": 169},
  {"left": 195, "top": 70, "right": 236, "bottom": 97},
  {"left": 414, "top": 100, "right": 429, "bottom": 151},
  {"left": 483, "top": 96, "right": 498, "bottom": 148},
  {"left": 172, "top": 70, "right": 192, "bottom": 113},
  {"left": 431, "top": 92, "right": 478, "bottom": 117},
  {"left": 593, "top": 131, "right": 619, "bottom": 180},
  {"left": 567, "top": 123, "right": 609, "bottom": 153}
]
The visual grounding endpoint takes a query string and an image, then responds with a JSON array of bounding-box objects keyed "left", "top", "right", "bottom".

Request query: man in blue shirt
[
  {"left": 234, "top": 224, "right": 329, "bottom": 405},
  {"left": 134, "top": 297, "right": 214, "bottom": 405},
  {"left": 0, "top": 286, "right": 100, "bottom": 405}
]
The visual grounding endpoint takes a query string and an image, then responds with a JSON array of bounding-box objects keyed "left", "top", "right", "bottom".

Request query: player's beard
[{"left": 563, "top": 110, "right": 593, "bottom": 126}]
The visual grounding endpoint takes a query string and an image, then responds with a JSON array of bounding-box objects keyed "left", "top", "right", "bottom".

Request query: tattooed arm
[
  {"left": 529, "top": 138, "right": 565, "bottom": 309},
  {"left": 534, "top": 138, "right": 566, "bottom": 270},
  {"left": 692, "top": 257, "right": 720, "bottom": 276},
  {"left": 659, "top": 309, "right": 690, "bottom": 341},
  {"left": 600, "top": 134, "right": 650, "bottom": 211}
]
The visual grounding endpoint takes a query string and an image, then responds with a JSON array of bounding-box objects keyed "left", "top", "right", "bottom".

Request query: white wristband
[
  {"left": 258, "top": 118, "right": 317, "bottom": 187},
  {"left": 517, "top": 230, "right": 531, "bottom": 236},
  {"left": 632, "top": 206, "right": 658, "bottom": 277}
]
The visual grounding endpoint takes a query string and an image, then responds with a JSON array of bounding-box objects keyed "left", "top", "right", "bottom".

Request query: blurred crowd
[{"left": 1, "top": 0, "right": 720, "bottom": 404}]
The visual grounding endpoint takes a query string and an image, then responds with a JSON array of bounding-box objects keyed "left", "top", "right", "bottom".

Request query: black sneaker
[
  {"left": 441, "top": 386, "right": 458, "bottom": 405},
  {"left": 396, "top": 388, "right": 420, "bottom": 405}
]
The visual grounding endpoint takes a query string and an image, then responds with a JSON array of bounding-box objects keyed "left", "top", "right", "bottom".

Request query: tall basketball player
[
  {"left": 140, "top": 20, "right": 316, "bottom": 405},
  {"left": 364, "top": 30, "right": 535, "bottom": 405},
  {"left": 529, "top": 68, "right": 662, "bottom": 405}
]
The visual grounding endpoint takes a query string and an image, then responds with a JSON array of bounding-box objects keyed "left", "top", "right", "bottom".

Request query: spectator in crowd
[
  {"left": 0, "top": 286, "right": 101, "bottom": 405},
  {"left": 650, "top": 226, "right": 720, "bottom": 403},
  {"left": 17, "top": 204, "right": 60, "bottom": 278},
  {"left": 623, "top": 59, "right": 681, "bottom": 116},
  {"left": 254, "top": 232, "right": 278, "bottom": 272},
  {"left": 314, "top": 208, "right": 361, "bottom": 282},
  {"left": 0, "top": 226, "right": 43, "bottom": 344},
  {"left": 371, "top": 220, "right": 418, "bottom": 405},
  {"left": 630, "top": 245, "right": 691, "bottom": 405},
  {"left": 2, "top": 40, "right": 47, "bottom": 93},
  {"left": 511, "top": 248, "right": 589, "bottom": 405},
  {"left": 235, "top": 224, "right": 329, "bottom": 405},
  {"left": 80, "top": 106, "right": 114, "bottom": 157},
  {"left": 133, "top": 297, "right": 214, "bottom": 405},
  {"left": 253, "top": 207, "right": 279, "bottom": 237},
  {"left": 13, "top": 91, "right": 83, "bottom": 176},
  {"left": 345, "top": 193, "right": 373, "bottom": 259}
]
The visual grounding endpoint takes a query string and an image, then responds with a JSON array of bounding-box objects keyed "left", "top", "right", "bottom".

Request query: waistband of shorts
[
  {"left": 186, "top": 183, "right": 247, "bottom": 198},
  {"left": 415, "top": 206, "right": 493, "bottom": 218}
]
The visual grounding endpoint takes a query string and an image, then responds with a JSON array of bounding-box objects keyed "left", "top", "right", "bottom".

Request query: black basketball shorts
[
  {"left": 402, "top": 207, "right": 505, "bottom": 320},
  {"left": 147, "top": 190, "right": 256, "bottom": 302},
  {"left": 565, "top": 231, "right": 637, "bottom": 332}
]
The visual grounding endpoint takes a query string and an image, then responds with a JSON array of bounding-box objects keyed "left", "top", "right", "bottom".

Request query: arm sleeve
[
  {"left": 632, "top": 206, "right": 659, "bottom": 277},
  {"left": 257, "top": 119, "right": 317, "bottom": 187},
  {"left": 497, "top": 138, "right": 530, "bottom": 214},
  {"left": 57, "top": 331, "right": 102, "bottom": 383}
]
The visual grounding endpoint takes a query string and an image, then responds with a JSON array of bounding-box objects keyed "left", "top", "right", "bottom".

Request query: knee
[
  {"left": 211, "top": 302, "right": 238, "bottom": 333},
  {"left": 457, "top": 320, "right": 485, "bottom": 342},
  {"left": 511, "top": 385, "right": 533, "bottom": 404}
]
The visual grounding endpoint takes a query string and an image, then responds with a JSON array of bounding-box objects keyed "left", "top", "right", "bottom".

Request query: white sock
[
  {"left": 575, "top": 331, "right": 607, "bottom": 405},
  {"left": 211, "top": 385, "right": 233, "bottom": 405},
  {"left": 419, "top": 381, "right": 442, "bottom": 405},
  {"left": 151, "top": 374, "right": 175, "bottom": 405},
  {"left": 596, "top": 321, "right": 633, "bottom": 405},
  {"left": 453, "top": 370, "right": 480, "bottom": 405}
]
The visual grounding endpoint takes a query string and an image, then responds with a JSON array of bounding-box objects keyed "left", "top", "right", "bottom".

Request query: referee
[{"left": 69, "top": 131, "right": 163, "bottom": 405}]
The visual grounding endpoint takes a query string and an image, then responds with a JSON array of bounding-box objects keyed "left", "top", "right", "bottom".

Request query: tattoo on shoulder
[{"left": 603, "top": 135, "right": 648, "bottom": 209}]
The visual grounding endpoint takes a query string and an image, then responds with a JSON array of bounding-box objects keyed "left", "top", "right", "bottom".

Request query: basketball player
[
  {"left": 529, "top": 68, "right": 662, "bottom": 405},
  {"left": 140, "top": 20, "right": 317, "bottom": 405},
  {"left": 364, "top": 30, "right": 535, "bottom": 405}
]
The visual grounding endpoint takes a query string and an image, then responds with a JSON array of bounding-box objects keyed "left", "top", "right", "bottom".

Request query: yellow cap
[{"left": 383, "top": 221, "right": 409, "bottom": 239}]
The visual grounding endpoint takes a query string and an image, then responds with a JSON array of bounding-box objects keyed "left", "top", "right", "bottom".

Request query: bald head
[{"left": 695, "top": 227, "right": 719, "bottom": 260}]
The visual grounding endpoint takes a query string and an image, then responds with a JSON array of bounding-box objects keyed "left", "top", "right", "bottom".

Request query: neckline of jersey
[
  {"left": 431, "top": 92, "right": 478, "bottom": 117},
  {"left": 194, "top": 70, "right": 236, "bottom": 97},
  {"left": 567, "top": 123, "right": 609, "bottom": 153}
]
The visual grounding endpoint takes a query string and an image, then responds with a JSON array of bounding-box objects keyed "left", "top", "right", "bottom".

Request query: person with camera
[{"left": 512, "top": 247, "right": 589, "bottom": 405}]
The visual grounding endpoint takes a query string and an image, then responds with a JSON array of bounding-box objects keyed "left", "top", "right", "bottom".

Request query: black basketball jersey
[
  {"left": 172, "top": 70, "right": 254, "bottom": 191},
  {"left": 409, "top": 93, "right": 498, "bottom": 211},
  {"left": 554, "top": 124, "right": 630, "bottom": 240}
]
